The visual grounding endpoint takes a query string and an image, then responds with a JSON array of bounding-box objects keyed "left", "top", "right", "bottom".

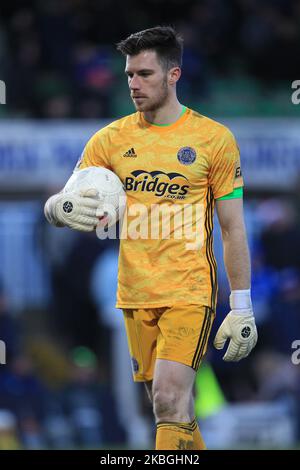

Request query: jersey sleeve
[
  {"left": 75, "top": 129, "right": 112, "bottom": 171},
  {"left": 209, "top": 127, "right": 243, "bottom": 199}
]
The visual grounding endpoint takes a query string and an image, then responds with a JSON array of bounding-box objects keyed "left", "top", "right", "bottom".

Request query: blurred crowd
[{"left": 0, "top": 0, "right": 299, "bottom": 118}]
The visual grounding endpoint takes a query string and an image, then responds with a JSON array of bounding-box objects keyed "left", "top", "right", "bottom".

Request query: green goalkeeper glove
[{"left": 213, "top": 290, "right": 258, "bottom": 361}]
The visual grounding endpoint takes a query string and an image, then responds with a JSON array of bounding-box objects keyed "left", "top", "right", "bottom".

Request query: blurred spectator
[
  {"left": 250, "top": 245, "right": 279, "bottom": 326},
  {"left": 0, "top": 282, "right": 21, "bottom": 363},
  {"left": 0, "top": 410, "right": 21, "bottom": 450},
  {"left": 238, "top": 0, "right": 300, "bottom": 80},
  {"left": 73, "top": 43, "right": 115, "bottom": 117},
  {"left": 252, "top": 350, "right": 299, "bottom": 401},
  {"left": 265, "top": 268, "right": 300, "bottom": 355},
  {"left": 61, "top": 346, "right": 126, "bottom": 447},
  {"left": 258, "top": 199, "right": 300, "bottom": 270},
  {"left": 0, "top": 354, "right": 47, "bottom": 448}
]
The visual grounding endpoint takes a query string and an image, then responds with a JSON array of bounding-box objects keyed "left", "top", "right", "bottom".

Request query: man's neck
[{"left": 143, "top": 99, "right": 183, "bottom": 126}]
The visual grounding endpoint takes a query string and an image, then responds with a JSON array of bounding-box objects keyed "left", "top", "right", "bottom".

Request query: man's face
[{"left": 125, "top": 50, "right": 169, "bottom": 112}]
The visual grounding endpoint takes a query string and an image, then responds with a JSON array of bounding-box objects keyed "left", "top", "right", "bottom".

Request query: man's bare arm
[{"left": 216, "top": 197, "right": 250, "bottom": 290}]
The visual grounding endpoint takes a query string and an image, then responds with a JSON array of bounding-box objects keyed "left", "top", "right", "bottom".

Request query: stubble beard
[{"left": 133, "top": 77, "right": 169, "bottom": 113}]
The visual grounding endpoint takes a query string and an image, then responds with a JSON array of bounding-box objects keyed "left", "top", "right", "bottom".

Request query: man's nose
[{"left": 130, "top": 75, "right": 140, "bottom": 90}]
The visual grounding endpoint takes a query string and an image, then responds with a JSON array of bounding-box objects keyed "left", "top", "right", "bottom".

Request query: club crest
[{"left": 177, "top": 147, "right": 196, "bottom": 165}]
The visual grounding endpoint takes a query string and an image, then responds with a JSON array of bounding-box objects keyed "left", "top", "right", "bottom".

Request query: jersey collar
[{"left": 139, "top": 106, "right": 190, "bottom": 133}]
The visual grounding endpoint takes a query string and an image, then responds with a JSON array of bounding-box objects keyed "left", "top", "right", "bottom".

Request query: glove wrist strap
[{"left": 230, "top": 289, "right": 252, "bottom": 311}]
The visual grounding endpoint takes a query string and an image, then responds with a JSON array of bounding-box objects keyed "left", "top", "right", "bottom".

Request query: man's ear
[{"left": 169, "top": 67, "right": 181, "bottom": 85}]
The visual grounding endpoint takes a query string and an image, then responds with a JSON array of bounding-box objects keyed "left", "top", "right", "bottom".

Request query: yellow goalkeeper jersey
[{"left": 78, "top": 107, "right": 243, "bottom": 310}]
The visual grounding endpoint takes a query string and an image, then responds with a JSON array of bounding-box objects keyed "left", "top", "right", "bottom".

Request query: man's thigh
[{"left": 157, "top": 305, "right": 215, "bottom": 372}]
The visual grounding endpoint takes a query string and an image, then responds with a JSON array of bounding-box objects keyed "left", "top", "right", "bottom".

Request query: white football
[{"left": 63, "top": 166, "right": 126, "bottom": 227}]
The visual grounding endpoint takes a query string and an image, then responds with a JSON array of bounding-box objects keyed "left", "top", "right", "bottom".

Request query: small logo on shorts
[
  {"left": 177, "top": 147, "right": 196, "bottom": 165},
  {"left": 131, "top": 357, "right": 139, "bottom": 374}
]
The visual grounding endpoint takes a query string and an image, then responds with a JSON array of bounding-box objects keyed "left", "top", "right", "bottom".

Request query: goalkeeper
[{"left": 44, "top": 26, "right": 257, "bottom": 450}]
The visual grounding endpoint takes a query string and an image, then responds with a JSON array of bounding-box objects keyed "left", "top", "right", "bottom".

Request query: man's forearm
[{"left": 221, "top": 225, "right": 251, "bottom": 291}]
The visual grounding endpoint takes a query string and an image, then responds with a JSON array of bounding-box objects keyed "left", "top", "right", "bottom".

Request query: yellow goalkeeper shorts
[{"left": 122, "top": 305, "right": 215, "bottom": 382}]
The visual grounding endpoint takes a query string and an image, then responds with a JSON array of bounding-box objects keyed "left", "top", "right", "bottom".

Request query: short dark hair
[{"left": 116, "top": 26, "right": 183, "bottom": 70}]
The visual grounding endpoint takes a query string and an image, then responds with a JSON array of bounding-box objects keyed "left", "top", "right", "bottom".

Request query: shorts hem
[
  {"left": 156, "top": 355, "right": 195, "bottom": 370},
  {"left": 117, "top": 302, "right": 173, "bottom": 309},
  {"left": 132, "top": 374, "right": 154, "bottom": 383},
  {"left": 117, "top": 301, "right": 214, "bottom": 310}
]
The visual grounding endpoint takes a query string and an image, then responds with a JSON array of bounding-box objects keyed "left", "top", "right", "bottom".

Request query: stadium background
[{"left": 0, "top": 0, "right": 300, "bottom": 449}]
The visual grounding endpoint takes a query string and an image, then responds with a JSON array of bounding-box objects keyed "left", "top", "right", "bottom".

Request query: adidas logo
[{"left": 123, "top": 147, "right": 137, "bottom": 158}]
